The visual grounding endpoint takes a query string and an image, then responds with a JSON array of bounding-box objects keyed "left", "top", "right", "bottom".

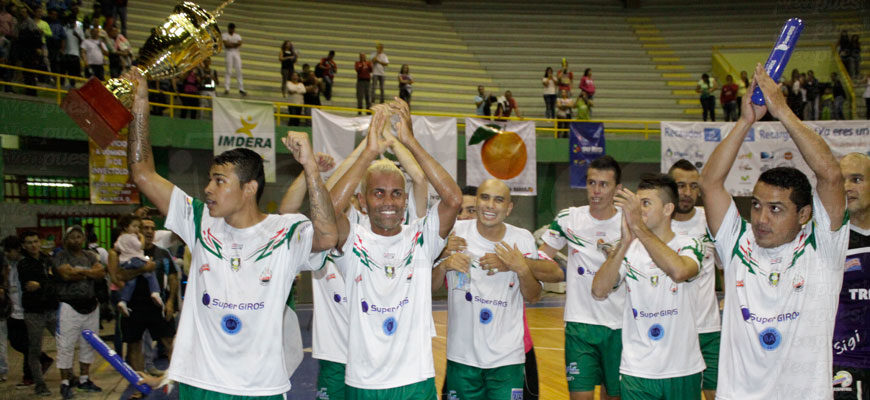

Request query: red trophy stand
[{"left": 61, "top": 78, "right": 133, "bottom": 149}]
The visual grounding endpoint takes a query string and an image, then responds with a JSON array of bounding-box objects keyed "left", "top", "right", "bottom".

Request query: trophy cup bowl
[{"left": 61, "top": 1, "right": 225, "bottom": 148}]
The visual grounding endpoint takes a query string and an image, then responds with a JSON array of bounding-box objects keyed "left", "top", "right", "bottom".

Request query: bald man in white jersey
[{"left": 702, "top": 64, "right": 848, "bottom": 399}]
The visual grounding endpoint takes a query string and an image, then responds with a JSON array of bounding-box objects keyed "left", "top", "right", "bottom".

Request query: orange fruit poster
[{"left": 465, "top": 118, "right": 536, "bottom": 195}]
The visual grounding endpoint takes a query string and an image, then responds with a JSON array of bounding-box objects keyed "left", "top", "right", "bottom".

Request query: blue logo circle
[
  {"left": 648, "top": 323, "right": 664, "bottom": 341},
  {"left": 480, "top": 308, "right": 493, "bottom": 325},
  {"left": 577, "top": 267, "right": 585, "bottom": 275},
  {"left": 221, "top": 314, "right": 241, "bottom": 335},
  {"left": 759, "top": 327, "right": 782, "bottom": 351},
  {"left": 361, "top": 300, "right": 368, "bottom": 313},
  {"left": 201, "top": 292, "right": 210, "bottom": 307},
  {"left": 465, "top": 292, "right": 472, "bottom": 302},
  {"left": 382, "top": 316, "right": 397, "bottom": 336},
  {"left": 333, "top": 293, "right": 342, "bottom": 303}
]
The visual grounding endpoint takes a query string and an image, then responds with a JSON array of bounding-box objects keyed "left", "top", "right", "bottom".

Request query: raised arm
[
  {"left": 126, "top": 69, "right": 174, "bottom": 216},
  {"left": 591, "top": 216, "right": 631, "bottom": 300},
  {"left": 753, "top": 64, "right": 846, "bottom": 229},
  {"left": 387, "top": 134, "right": 428, "bottom": 218},
  {"left": 700, "top": 78, "right": 767, "bottom": 237},
  {"left": 388, "top": 98, "right": 461, "bottom": 237},
  {"left": 282, "top": 132, "right": 338, "bottom": 253},
  {"left": 278, "top": 152, "right": 335, "bottom": 215}
]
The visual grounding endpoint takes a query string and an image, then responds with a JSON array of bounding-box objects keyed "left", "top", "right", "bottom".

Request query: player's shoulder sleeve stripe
[{"left": 191, "top": 197, "right": 206, "bottom": 245}]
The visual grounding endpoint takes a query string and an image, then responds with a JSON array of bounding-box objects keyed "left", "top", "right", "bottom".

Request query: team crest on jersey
[
  {"left": 759, "top": 327, "right": 782, "bottom": 350},
  {"left": 231, "top": 257, "right": 242, "bottom": 272},
  {"left": 511, "top": 388, "right": 523, "bottom": 400},
  {"left": 221, "top": 314, "right": 242, "bottom": 335},
  {"left": 768, "top": 272, "right": 780, "bottom": 287},
  {"left": 259, "top": 268, "right": 272, "bottom": 286},
  {"left": 385, "top": 265, "right": 395, "bottom": 279},
  {"left": 650, "top": 275, "right": 659, "bottom": 287}
]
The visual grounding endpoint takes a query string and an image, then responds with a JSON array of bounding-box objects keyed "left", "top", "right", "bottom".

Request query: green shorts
[
  {"left": 565, "top": 322, "right": 622, "bottom": 396},
  {"left": 619, "top": 373, "right": 702, "bottom": 400},
  {"left": 698, "top": 331, "right": 720, "bottom": 391},
  {"left": 316, "top": 359, "right": 347, "bottom": 400},
  {"left": 179, "top": 383, "right": 285, "bottom": 400},
  {"left": 444, "top": 360, "right": 524, "bottom": 400},
  {"left": 346, "top": 378, "right": 436, "bottom": 400}
]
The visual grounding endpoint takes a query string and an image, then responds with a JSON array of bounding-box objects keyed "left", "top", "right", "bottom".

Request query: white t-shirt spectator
[
  {"left": 81, "top": 38, "right": 107, "bottom": 65},
  {"left": 222, "top": 32, "right": 242, "bottom": 53},
  {"left": 370, "top": 52, "right": 389, "bottom": 77},
  {"left": 285, "top": 81, "right": 305, "bottom": 105},
  {"left": 63, "top": 21, "right": 84, "bottom": 56}
]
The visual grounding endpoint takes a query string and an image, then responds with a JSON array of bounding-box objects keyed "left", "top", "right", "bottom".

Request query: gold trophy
[{"left": 62, "top": 1, "right": 234, "bottom": 148}]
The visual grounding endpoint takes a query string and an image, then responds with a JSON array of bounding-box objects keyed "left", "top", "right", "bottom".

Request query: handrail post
[
  {"left": 56, "top": 73, "right": 62, "bottom": 105},
  {"left": 169, "top": 92, "right": 174, "bottom": 118}
]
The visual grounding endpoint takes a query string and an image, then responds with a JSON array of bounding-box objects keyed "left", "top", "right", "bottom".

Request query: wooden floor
[{"left": 432, "top": 305, "right": 594, "bottom": 400}]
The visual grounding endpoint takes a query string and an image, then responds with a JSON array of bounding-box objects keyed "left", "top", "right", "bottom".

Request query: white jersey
[
  {"left": 671, "top": 207, "right": 720, "bottom": 333},
  {"left": 165, "top": 187, "right": 314, "bottom": 396},
  {"left": 715, "top": 193, "right": 849, "bottom": 400},
  {"left": 332, "top": 203, "right": 446, "bottom": 390},
  {"left": 618, "top": 234, "right": 706, "bottom": 379},
  {"left": 222, "top": 32, "right": 242, "bottom": 53},
  {"left": 310, "top": 251, "right": 349, "bottom": 364},
  {"left": 543, "top": 206, "right": 624, "bottom": 328},
  {"left": 446, "top": 220, "right": 538, "bottom": 369}
]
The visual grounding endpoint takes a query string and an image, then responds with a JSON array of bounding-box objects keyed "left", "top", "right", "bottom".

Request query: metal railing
[{"left": 0, "top": 63, "right": 660, "bottom": 139}]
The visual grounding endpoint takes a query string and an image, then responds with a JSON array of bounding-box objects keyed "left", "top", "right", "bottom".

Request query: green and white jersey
[
  {"left": 332, "top": 202, "right": 446, "bottom": 390},
  {"left": 671, "top": 207, "right": 720, "bottom": 333},
  {"left": 618, "top": 234, "right": 705, "bottom": 379},
  {"left": 446, "top": 219, "right": 538, "bottom": 369},
  {"left": 165, "top": 187, "right": 314, "bottom": 396},
  {"left": 715, "top": 193, "right": 849, "bottom": 399},
  {"left": 309, "top": 252, "right": 348, "bottom": 364},
  {"left": 543, "top": 206, "right": 624, "bottom": 328}
]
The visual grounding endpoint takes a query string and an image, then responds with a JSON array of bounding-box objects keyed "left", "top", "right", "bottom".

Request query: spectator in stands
[
  {"left": 45, "top": 8, "right": 63, "bottom": 78},
  {"left": 81, "top": 26, "right": 107, "bottom": 80},
  {"left": 820, "top": 86, "right": 834, "bottom": 120},
  {"left": 696, "top": 73, "right": 717, "bottom": 121},
  {"left": 222, "top": 22, "right": 245, "bottom": 96},
  {"left": 849, "top": 35, "right": 861, "bottom": 79},
  {"left": 318, "top": 50, "right": 337, "bottom": 101},
  {"left": 542, "top": 67, "right": 557, "bottom": 119},
  {"left": 398, "top": 63, "right": 413, "bottom": 105},
  {"left": 177, "top": 68, "right": 200, "bottom": 119},
  {"left": 355, "top": 52, "right": 372, "bottom": 114},
  {"left": 18, "top": 231, "right": 57, "bottom": 396},
  {"left": 579, "top": 68, "right": 595, "bottom": 99},
  {"left": 107, "top": 24, "right": 130, "bottom": 78},
  {"left": 286, "top": 71, "right": 305, "bottom": 125},
  {"left": 0, "top": 3, "right": 16, "bottom": 92},
  {"left": 787, "top": 69, "right": 803, "bottom": 117},
  {"left": 475, "top": 85, "right": 493, "bottom": 116},
  {"left": 838, "top": 31, "right": 851, "bottom": 75},
  {"left": 81, "top": 3, "right": 104, "bottom": 31},
  {"left": 279, "top": 40, "right": 298, "bottom": 98},
  {"left": 576, "top": 91, "right": 593, "bottom": 121},
  {"left": 60, "top": 9, "right": 83, "bottom": 88},
  {"left": 830, "top": 72, "right": 846, "bottom": 120},
  {"left": 53, "top": 226, "right": 104, "bottom": 398},
  {"left": 370, "top": 42, "right": 389, "bottom": 104},
  {"left": 863, "top": 73, "right": 870, "bottom": 119},
  {"left": 115, "top": 0, "right": 127, "bottom": 37},
  {"left": 720, "top": 74, "right": 738, "bottom": 122},
  {"left": 199, "top": 56, "right": 217, "bottom": 117},
  {"left": 302, "top": 63, "right": 322, "bottom": 124},
  {"left": 804, "top": 69, "right": 820, "bottom": 120},
  {"left": 32, "top": 7, "right": 51, "bottom": 73},
  {"left": 18, "top": 7, "right": 46, "bottom": 95},
  {"left": 556, "top": 88, "right": 574, "bottom": 132},
  {"left": 495, "top": 90, "right": 522, "bottom": 120},
  {"left": 736, "top": 70, "right": 749, "bottom": 118},
  {"left": 557, "top": 58, "right": 572, "bottom": 95}
]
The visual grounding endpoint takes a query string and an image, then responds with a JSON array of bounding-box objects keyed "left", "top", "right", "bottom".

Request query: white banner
[
  {"left": 213, "top": 98, "right": 277, "bottom": 182},
  {"left": 661, "top": 120, "right": 870, "bottom": 196},
  {"left": 312, "top": 109, "right": 457, "bottom": 203},
  {"left": 465, "top": 118, "right": 537, "bottom": 196}
]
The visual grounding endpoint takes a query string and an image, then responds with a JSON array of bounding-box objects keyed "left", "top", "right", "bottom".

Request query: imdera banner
[
  {"left": 465, "top": 118, "right": 536, "bottom": 196},
  {"left": 89, "top": 129, "right": 140, "bottom": 204},
  {"left": 213, "top": 97, "right": 277, "bottom": 182}
]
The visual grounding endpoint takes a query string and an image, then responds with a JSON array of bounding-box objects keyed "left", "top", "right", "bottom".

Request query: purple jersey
[{"left": 833, "top": 225, "right": 870, "bottom": 368}]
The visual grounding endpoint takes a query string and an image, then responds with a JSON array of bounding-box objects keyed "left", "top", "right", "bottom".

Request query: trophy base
[{"left": 61, "top": 78, "right": 133, "bottom": 149}]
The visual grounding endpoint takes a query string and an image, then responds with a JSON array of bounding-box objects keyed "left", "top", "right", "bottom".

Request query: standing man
[
  {"left": 833, "top": 152, "right": 870, "bottom": 399},
  {"left": 18, "top": 231, "right": 57, "bottom": 396},
  {"left": 124, "top": 67, "right": 337, "bottom": 398},
  {"left": 370, "top": 42, "right": 389, "bottom": 104},
  {"left": 53, "top": 225, "right": 105, "bottom": 398},
  {"left": 439, "top": 179, "right": 542, "bottom": 400},
  {"left": 668, "top": 159, "right": 720, "bottom": 400},
  {"left": 701, "top": 64, "right": 848, "bottom": 399},
  {"left": 355, "top": 52, "right": 373, "bottom": 114},
  {"left": 474, "top": 86, "right": 490, "bottom": 117},
  {"left": 591, "top": 174, "right": 706, "bottom": 399},
  {"left": 327, "top": 99, "right": 462, "bottom": 397},
  {"left": 222, "top": 23, "right": 245, "bottom": 96},
  {"left": 539, "top": 155, "right": 624, "bottom": 400},
  {"left": 319, "top": 50, "right": 337, "bottom": 102}
]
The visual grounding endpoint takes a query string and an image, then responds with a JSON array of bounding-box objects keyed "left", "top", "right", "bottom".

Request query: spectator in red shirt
[
  {"left": 720, "top": 74, "right": 739, "bottom": 122},
  {"left": 579, "top": 68, "right": 595, "bottom": 99},
  {"left": 495, "top": 90, "right": 522, "bottom": 120},
  {"left": 354, "top": 52, "right": 373, "bottom": 114},
  {"left": 317, "top": 50, "right": 337, "bottom": 101}
]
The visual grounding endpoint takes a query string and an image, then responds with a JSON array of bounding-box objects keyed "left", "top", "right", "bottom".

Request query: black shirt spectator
[{"left": 17, "top": 252, "right": 56, "bottom": 313}]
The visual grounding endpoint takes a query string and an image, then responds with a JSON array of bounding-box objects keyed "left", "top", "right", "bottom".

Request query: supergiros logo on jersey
[
  {"left": 740, "top": 306, "right": 800, "bottom": 325},
  {"left": 209, "top": 297, "right": 266, "bottom": 311},
  {"left": 363, "top": 297, "right": 410, "bottom": 314}
]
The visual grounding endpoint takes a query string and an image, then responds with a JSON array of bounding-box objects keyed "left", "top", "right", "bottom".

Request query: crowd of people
[
  {"left": 0, "top": 204, "right": 185, "bottom": 399},
  {"left": 838, "top": 30, "right": 862, "bottom": 79}
]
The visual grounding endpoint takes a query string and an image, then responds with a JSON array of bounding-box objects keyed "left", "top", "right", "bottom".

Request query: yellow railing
[{"left": 0, "top": 63, "right": 660, "bottom": 139}]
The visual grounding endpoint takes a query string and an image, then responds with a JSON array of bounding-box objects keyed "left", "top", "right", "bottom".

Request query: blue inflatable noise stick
[
  {"left": 752, "top": 18, "right": 803, "bottom": 105},
  {"left": 82, "top": 329, "right": 152, "bottom": 395}
]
